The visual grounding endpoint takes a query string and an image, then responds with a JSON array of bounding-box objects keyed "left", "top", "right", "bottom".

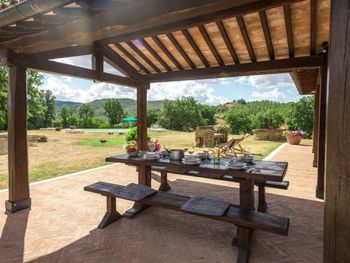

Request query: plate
[{"left": 182, "top": 157, "right": 201, "bottom": 165}]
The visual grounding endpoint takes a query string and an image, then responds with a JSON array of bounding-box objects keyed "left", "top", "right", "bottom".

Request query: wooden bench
[
  {"left": 151, "top": 166, "right": 289, "bottom": 212},
  {"left": 84, "top": 181, "right": 289, "bottom": 263}
]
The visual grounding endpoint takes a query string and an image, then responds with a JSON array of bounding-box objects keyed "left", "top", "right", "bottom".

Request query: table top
[{"left": 106, "top": 154, "right": 288, "bottom": 182}]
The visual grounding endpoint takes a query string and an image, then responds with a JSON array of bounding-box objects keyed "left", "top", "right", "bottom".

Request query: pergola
[{"left": 0, "top": 0, "right": 348, "bottom": 261}]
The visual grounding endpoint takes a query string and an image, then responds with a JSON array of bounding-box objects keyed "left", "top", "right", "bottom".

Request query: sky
[{"left": 42, "top": 55, "right": 302, "bottom": 105}]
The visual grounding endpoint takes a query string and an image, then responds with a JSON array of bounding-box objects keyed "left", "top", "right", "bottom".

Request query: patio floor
[{"left": 0, "top": 144, "right": 323, "bottom": 263}]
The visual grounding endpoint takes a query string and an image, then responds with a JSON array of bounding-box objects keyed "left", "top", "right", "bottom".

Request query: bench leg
[
  {"left": 258, "top": 184, "right": 268, "bottom": 212},
  {"left": 98, "top": 196, "right": 122, "bottom": 229},
  {"left": 158, "top": 171, "right": 171, "bottom": 192},
  {"left": 237, "top": 227, "right": 251, "bottom": 263}
]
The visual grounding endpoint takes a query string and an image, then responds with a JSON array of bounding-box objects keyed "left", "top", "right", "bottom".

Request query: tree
[
  {"left": 78, "top": 104, "right": 95, "bottom": 127},
  {"left": 199, "top": 104, "right": 217, "bottom": 125},
  {"left": 251, "top": 109, "right": 284, "bottom": 129},
  {"left": 60, "top": 105, "right": 71, "bottom": 128},
  {"left": 102, "top": 98, "right": 124, "bottom": 126},
  {"left": 159, "top": 97, "right": 202, "bottom": 131},
  {"left": 286, "top": 96, "right": 314, "bottom": 135},
  {"left": 224, "top": 109, "right": 252, "bottom": 134},
  {"left": 147, "top": 108, "right": 159, "bottom": 127},
  {"left": 27, "top": 70, "right": 45, "bottom": 129},
  {"left": 42, "top": 90, "right": 56, "bottom": 127}
]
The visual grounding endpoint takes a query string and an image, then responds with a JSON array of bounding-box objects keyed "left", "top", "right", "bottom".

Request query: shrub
[
  {"left": 125, "top": 127, "right": 151, "bottom": 142},
  {"left": 251, "top": 109, "right": 284, "bottom": 129},
  {"left": 286, "top": 96, "right": 314, "bottom": 135}
]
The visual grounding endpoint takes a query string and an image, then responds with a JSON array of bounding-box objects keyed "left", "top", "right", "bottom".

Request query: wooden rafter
[
  {"left": 35, "top": 45, "right": 93, "bottom": 59},
  {"left": 114, "top": 42, "right": 151, "bottom": 74},
  {"left": 283, "top": 5, "right": 294, "bottom": 58},
  {"left": 127, "top": 41, "right": 161, "bottom": 73},
  {"left": 181, "top": 29, "right": 209, "bottom": 68},
  {"left": 216, "top": 20, "right": 239, "bottom": 64},
  {"left": 198, "top": 25, "right": 224, "bottom": 66},
  {"left": 151, "top": 36, "right": 183, "bottom": 71},
  {"left": 0, "top": 0, "right": 305, "bottom": 53},
  {"left": 142, "top": 40, "right": 172, "bottom": 72},
  {"left": 236, "top": 16, "right": 256, "bottom": 62},
  {"left": 101, "top": 45, "right": 140, "bottom": 79},
  {"left": 144, "top": 55, "right": 324, "bottom": 82},
  {"left": 259, "top": 10, "right": 275, "bottom": 60},
  {"left": 166, "top": 33, "right": 196, "bottom": 69},
  {"left": 310, "top": 0, "right": 317, "bottom": 55}
]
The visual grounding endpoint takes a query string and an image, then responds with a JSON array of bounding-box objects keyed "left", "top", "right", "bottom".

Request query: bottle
[{"left": 214, "top": 139, "right": 220, "bottom": 164}]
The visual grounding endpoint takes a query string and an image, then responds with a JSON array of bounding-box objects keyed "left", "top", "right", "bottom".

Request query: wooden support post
[
  {"left": 312, "top": 87, "right": 319, "bottom": 167},
  {"left": 324, "top": 0, "right": 350, "bottom": 261},
  {"left": 316, "top": 61, "right": 327, "bottom": 199},
  {"left": 92, "top": 46, "right": 104, "bottom": 79},
  {"left": 5, "top": 64, "right": 31, "bottom": 213}
]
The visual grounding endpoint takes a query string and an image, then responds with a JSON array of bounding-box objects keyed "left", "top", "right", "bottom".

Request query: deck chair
[{"left": 219, "top": 134, "right": 250, "bottom": 157}]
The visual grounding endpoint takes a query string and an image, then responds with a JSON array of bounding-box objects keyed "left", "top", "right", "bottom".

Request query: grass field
[{"left": 0, "top": 129, "right": 293, "bottom": 190}]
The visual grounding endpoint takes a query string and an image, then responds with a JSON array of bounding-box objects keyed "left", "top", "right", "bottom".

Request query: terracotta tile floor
[{"left": 0, "top": 144, "right": 323, "bottom": 263}]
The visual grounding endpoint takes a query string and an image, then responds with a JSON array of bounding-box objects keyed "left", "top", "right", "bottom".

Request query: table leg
[
  {"left": 124, "top": 165, "right": 152, "bottom": 218},
  {"left": 158, "top": 171, "right": 171, "bottom": 191},
  {"left": 234, "top": 179, "right": 255, "bottom": 263}
]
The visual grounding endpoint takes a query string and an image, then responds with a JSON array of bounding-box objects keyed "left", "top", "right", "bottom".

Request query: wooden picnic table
[{"left": 105, "top": 154, "right": 288, "bottom": 262}]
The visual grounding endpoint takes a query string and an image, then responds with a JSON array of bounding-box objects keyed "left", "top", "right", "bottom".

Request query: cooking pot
[{"left": 169, "top": 149, "right": 185, "bottom": 160}]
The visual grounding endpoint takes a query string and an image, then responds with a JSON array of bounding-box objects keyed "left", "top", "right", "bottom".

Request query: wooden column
[
  {"left": 136, "top": 83, "right": 151, "bottom": 186},
  {"left": 92, "top": 46, "right": 104, "bottom": 79},
  {"left": 324, "top": 0, "right": 350, "bottom": 262},
  {"left": 316, "top": 62, "right": 327, "bottom": 199},
  {"left": 5, "top": 64, "right": 31, "bottom": 213},
  {"left": 312, "top": 87, "right": 319, "bottom": 167}
]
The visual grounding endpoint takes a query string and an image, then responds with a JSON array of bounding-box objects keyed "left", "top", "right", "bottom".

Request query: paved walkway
[{"left": 0, "top": 144, "right": 323, "bottom": 263}]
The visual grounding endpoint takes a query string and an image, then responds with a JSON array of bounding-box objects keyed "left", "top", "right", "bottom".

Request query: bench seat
[
  {"left": 150, "top": 165, "right": 289, "bottom": 212},
  {"left": 84, "top": 181, "right": 289, "bottom": 236}
]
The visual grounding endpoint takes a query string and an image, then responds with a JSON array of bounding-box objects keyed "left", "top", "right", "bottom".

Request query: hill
[{"left": 55, "top": 98, "right": 164, "bottom": 116}]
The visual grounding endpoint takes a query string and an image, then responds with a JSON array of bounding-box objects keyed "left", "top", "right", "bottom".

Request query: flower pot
[{"left": 286, "top": 134, "right": 302, "bottom": 145}]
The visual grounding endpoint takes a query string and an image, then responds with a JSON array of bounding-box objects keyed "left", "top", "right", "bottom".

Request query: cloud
[
  {"left": 150, "top": 80, "right": 228, "bottom": 105},
  {"left": 235, "top": 73, "right": 294, "bottom": 89},
  {"left": 43, "top": 74, "right": 135, "bottom": 102},
  {"left": 250, "top": 88, "right": 289, "bottom": 102}
]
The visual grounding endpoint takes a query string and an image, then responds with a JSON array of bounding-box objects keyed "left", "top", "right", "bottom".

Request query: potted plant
[{"left": 284, "top": 130, "right": 309, "bottom": 145}]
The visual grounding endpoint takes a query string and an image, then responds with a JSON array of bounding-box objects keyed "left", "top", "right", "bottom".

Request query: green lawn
[{"left": 75, "top": 137, "right": 125, "bottom": 147}]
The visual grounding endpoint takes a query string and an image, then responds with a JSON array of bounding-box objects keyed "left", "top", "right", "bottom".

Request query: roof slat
[
  {"left": 114, "top": 42, "right": 150, "bottom": 74},
  {"left": 310, "top": 0, "right": 317, "bottom": 55},
  {"left": 198, "top": 25, "right": 224, "bottom": 66},
  {"left": 127, "top": 40, "right": 161, "bottom": 73},
  {"left": 181, "top": 29, "right": 209, "bottom": 68},
  {"left": 151, "top": 36, "right": 183, "bottom": 71},
  {"left": 236, "top": 16, "right": 256, "bottom": 62},
  {"left": 166, "top": 33, "right": 196, "bottom": 69},
  {"left": 142, "top": 40, "right": 172, "bottom": 72}
]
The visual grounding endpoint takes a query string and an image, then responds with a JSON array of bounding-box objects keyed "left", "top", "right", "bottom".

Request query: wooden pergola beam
[
  {"left": 166, "top": 33, "right": 196, "bottom": 69},
  {"left": 259, "top": 10, "right": 275, "bottom": 60},
  {"left": 100, "top": 45, "right": 141, "bottom": 79},
  {"left": 0, "top": 0, "right": 305, "bottom": 54},
  {"left": 145, "top": 55, "right": 324, "bottom": 82},
  {"left": 198, "top": 25, "right": 224, "bottom": 66},
  {"left": 8, "top": 53, "right": 140, "bottom": 87},
  {"left": 310, "top": 0, "right": 317, "bottom": 55},
  {"left": 142, "top": 40, "right": 172, "bottom": 72},
  {"left": 283, "top": 5, "right": 294, "bottom": 58},
  {"left": 236, "top": 16, "right": 256, "bottom": 62},
  {"left": 35, "top": 45, "right": 93, "bottom": 59},
  {"left": 127, "top": 41, "right": 161, "bottom": 73}
]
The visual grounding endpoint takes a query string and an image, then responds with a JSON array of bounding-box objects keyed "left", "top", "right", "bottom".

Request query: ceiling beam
[
  {"left": 198, "top": 25, "right": 224, "bottom": 66},
  {"left": 236, "top": 16, "right": 256, "bottom": 62},
  {"left": 310, "top": 0, "right": 317, "bottom": 55},
  {"left": 35, "top": 45, "right": 93, "bottom": 59},
  {"left": 151, "top": 36, "right": 183, "bottom": 71},
  {"left": 1, "top": 0, "right": 304, "bottom": 54},
  {"left": 166, "top": 33, "right": 196, "bottom": 69},
  {"left": 216, "top": 20, "right": 240, "bottom": 64},
  {"left": 144, "top": 55, "right": 325, "bottom": 83},
  {"left": 283, "top": 5, "right": 294, "bottom": 58},
  {"left": 6, "top": 53, "right": 139, "bottom": 87},
  {"left": 259, "top": 10, "right": 275, "bottom": 60},
  {"left": 182, "top": 29, "right": 209, "bottom": 68}
]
